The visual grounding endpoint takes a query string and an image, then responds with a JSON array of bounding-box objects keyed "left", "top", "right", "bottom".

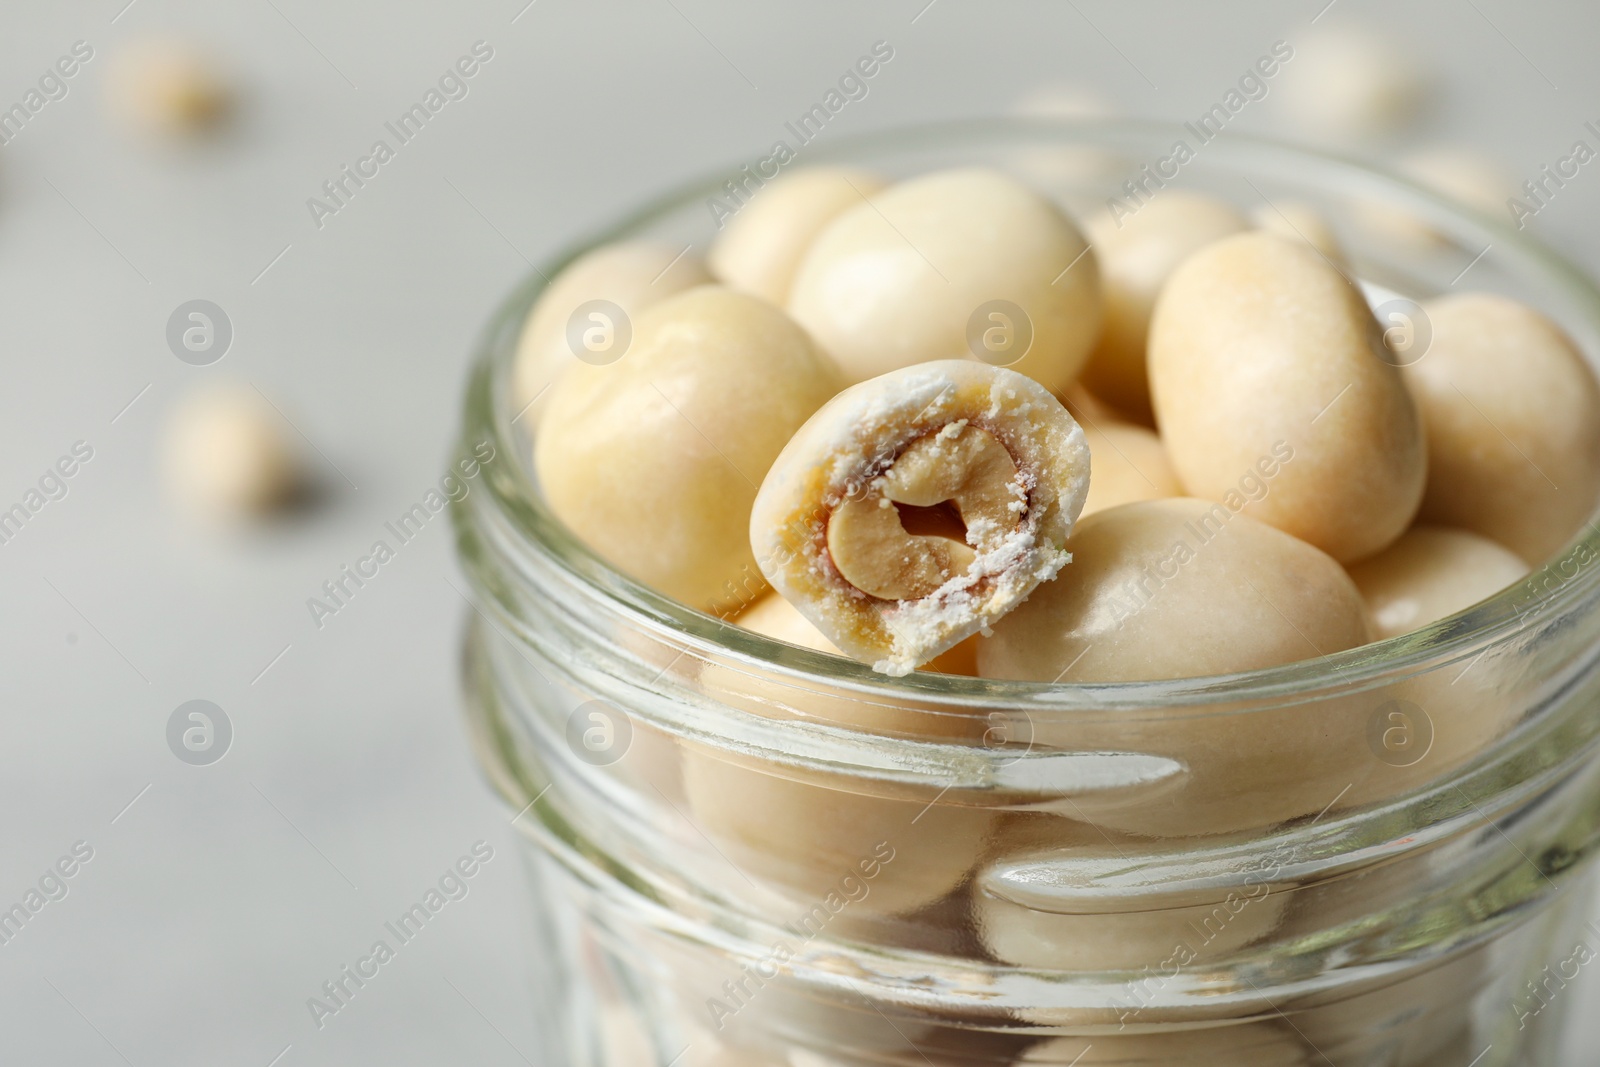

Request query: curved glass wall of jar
[{"left": 451, "top": 121, "right": 1600, "bottom": 1065}]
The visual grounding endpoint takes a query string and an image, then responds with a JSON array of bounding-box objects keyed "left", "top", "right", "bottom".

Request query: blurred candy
[
  {"left": 107, "top": 39, "right": 233, "bottom": 137},
  {"left": 164, "top": 384, "right": 299, "bottom": 519},
  {"left": 1278, "top": 26, "right": 1428, "bottom": 142},
  {"left": 1357, "top": 146, "right": 1517, "bottom": 249},
  {"left": 1250, "top": 199, "right": 1346, "bottom": 267}
]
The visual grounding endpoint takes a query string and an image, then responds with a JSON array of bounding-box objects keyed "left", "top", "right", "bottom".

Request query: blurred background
[{"left": 2, "top": 1, "right": 1599, "bottom": 1063}]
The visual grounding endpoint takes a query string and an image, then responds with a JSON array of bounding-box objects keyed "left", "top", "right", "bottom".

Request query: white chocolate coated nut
[
  {"left": 751, "top": 361, "right": 1090, "bottom": 675},
  {"left": 696, "top": 417, "right": 1031, "bottom": 913},
  {"left": 1080, "top": 422, "right": 1181, "bottom": 517},
  {"left": 108, "top": 40, "right": 233, "bottom": 137},
  {"left": 979, "top": 499, "right": 1372, "bottom": 683},
  {"left": 1251, "top": 200, "right": 1345, "bottom": 266},
  {"left": 513, "top": 241, "right": 713, "bottom": 418},
  {"left": 788, "top": 168, "right": 1102, "bottom": 392},
  {"left": 537, "top": 286, "right": 842, "bottom": 614},
  {"left": 1347, "top": 526, "right": 1529, "bottom": 639},
  {"left": 708, "top": 167, "right": 888, "bottom": 305},
  {"left": 977, "top": 500, "right": 1373, "bottom": 836},
  {"left": 680, "top": 754, "right": 993, "bottom": 916},
  {"left": 1020, "top": 1025, "right": 1308, "bottom": 1065},
  {"left": 1081, "top": 192, "right": 1249, "bottom": 423},
  {"left": 164, "top": 384, "right": 299, "bottom": 518},
  {"left": 1404, "top": 293, "right": 1600, "bottom": 563},
  {"left": 976, "top": 885, "right": 1287, "bottom": 972},
  {"left": 1148, "top": 232, "right": 1426, "bottom": 563},
  {"left": 657, "top": 922, "right": 955, "bottom": 1063},
  {"left": 974, "top": 841, "right": 1287, "bottom": 970}
]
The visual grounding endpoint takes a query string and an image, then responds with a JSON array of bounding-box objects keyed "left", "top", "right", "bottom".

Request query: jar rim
[{"left": 460, "top": 117, "right": 1600, "bottom": 712}]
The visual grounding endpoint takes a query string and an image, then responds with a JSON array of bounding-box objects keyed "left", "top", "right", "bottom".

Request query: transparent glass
[{"left": 452, "top": 120, "right": 1600, "bottom": 1066}]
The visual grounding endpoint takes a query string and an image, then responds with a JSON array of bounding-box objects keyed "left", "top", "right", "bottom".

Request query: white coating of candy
[
  {"left": 1404, "top": 292, "right": 1600, "bottom": 564},
  {"left": 1148, "top": 231, "right": 1426, "bottom": 563},
  {"left": 788, "top": 168, "right": 1102, "bottom": 392},
  {"left": 708, "top": 166, "right": 888, "bottom": 304},
  {"left": 977, "top": 499, "right": 1373, "bottom": 836},
  {"left": 974, "top": 839, "right": 1288, "bottom": 970},
  {"left": 1079, "top": 421, "right": 1182, "bottom": 517},
  {"left": 1081, "top": 191, "right": 1249, "bottom": 423},
  {"left": 537, "top": 285, "right": 841, "bottom": 614},
  {"left": 1347, "top": 525, "right": 1529, "bottom": 639},
  {"left": 512, "top": 241, "right": 713, "bottom": 420},
  {"left": 1356, "top": 147, "right": 1516, "bottom": 250},
  {"left": 978, "top": 498, "right": 1372, "bottom": 683}
]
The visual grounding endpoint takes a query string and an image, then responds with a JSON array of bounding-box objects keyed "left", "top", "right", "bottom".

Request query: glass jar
[{"left": 452, "top": 120, "right": 1600, "bottom": 1066}]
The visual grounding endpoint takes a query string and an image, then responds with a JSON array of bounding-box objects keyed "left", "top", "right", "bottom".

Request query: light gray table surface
[{"left": 2, "top": 1, "right": 1598, "bottom": 1063}]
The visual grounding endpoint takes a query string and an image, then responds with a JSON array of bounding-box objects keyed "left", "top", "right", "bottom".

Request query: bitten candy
[
  {"left": 788, "top": 168, "right": 1102, "bottom": 392},
  {"left": 1148, "top": 232, "right": 1426, "bottom": 563},
  {"left": 751, "top": 361, "right": 1090, "bottom": 675},
  {"left": 536, "top": 286, "right": 842, "bottom": 614}
]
